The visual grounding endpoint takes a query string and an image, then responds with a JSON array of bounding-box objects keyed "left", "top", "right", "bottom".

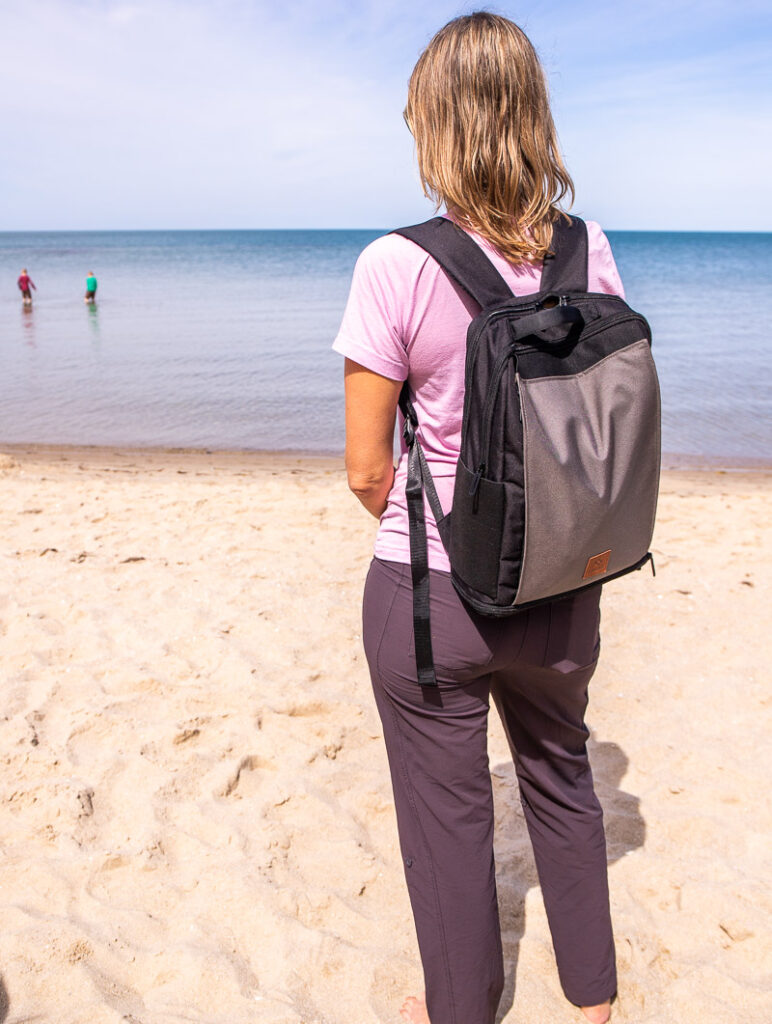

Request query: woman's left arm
[{"left": 344, "top": 358, "right": 402, "bottom": 518}]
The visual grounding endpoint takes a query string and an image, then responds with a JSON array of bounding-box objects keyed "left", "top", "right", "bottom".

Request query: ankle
[{"left": 580, "top": 1001, "right": 611, "bottom": 1024}]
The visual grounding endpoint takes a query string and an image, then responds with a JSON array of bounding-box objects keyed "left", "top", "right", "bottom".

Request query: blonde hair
[{"left": 404, "top": 12, "right": 574, "bottom": 264}]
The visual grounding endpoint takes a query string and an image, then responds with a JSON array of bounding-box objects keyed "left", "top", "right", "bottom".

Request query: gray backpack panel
[{"left": 515, "top": 338, "right": 660, "bottom": 605}]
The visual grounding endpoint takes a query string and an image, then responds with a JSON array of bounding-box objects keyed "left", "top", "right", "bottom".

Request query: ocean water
[{"left": 0, "top": 228, "right": 770, "bottom": 462}]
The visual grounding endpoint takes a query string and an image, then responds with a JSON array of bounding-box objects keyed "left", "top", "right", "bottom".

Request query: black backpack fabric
[{"left": 393, "top": 215, "right": 661, "bottom": 687}]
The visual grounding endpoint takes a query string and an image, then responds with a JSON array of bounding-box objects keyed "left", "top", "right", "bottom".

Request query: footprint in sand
[
  {"left": 220, "top": 754, "right": 278, "bottom": 799},
  {"left": 271, "top": 699, "right": 334, "bottom": 719},
  {"left": 83, "top": 960, "right": 147, "bottom": 1020}
]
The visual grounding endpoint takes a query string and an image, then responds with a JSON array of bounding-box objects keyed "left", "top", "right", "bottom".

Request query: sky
[{"left": 1, "top": 0, "right": 770, "bottom": 231}]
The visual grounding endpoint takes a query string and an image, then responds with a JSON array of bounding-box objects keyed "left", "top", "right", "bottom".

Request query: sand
[{"left": 0, "top": 445, "right": 769, "bottom": 1024}]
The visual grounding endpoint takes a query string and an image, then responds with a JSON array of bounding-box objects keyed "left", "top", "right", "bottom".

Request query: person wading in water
[{"left": 17, "top": 268, "right": 36, "bottom": 306}]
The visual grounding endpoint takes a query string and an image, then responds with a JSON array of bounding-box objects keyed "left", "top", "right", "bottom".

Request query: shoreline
[
  {"left": 1, "top": 441, "right": 769, "bottom": 475},
  {"left": 0, "top": 442, "right": 344, "bottom": 474}
]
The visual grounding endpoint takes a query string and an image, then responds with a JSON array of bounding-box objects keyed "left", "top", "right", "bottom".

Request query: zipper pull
[
  {"left": 559, "top": 295, "right": 569, "bottom": 306},
  {"left": 649, "top": 553, "right": 656, "bottom": 577},
  {"left": 469, "top": 463, "right": 485, "bottom": 497}
]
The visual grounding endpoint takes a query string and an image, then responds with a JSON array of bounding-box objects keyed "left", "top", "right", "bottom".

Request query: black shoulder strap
[
  {"left": 398, "top": 388, "right": 452, "bottom": 688},
  {"left": 540, "top": 215, "right": 589, "bottom": 294},
  {"left": 393, "top": 217, "right": 514, "bottom": 308}
]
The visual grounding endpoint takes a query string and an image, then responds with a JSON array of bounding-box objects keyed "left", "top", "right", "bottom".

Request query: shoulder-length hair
[{"left": 404, "top": 12, "right": 574, "bottom": 264}]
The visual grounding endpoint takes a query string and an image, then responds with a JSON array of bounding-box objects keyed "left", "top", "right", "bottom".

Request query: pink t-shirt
[{"left": 333, "top": 218, "right": 626, "bottom": 571}]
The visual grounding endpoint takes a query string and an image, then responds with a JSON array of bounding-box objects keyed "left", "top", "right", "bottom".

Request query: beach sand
[{"left": 0, "top": 445, "right": 769, "bottom": 1024}]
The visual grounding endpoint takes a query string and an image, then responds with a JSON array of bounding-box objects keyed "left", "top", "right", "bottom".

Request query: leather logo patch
[{"left": 583, "top": 550, "right": 611, "bottom": 579}]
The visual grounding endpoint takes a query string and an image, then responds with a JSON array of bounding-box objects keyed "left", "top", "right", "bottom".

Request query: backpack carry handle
[{"left": 510, "top": 303, "right": 583, "bottom": 344}]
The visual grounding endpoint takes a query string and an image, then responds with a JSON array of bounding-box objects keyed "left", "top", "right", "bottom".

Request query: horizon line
[{"left": 2, "top": 226, "right": 771, "bottom": 235}]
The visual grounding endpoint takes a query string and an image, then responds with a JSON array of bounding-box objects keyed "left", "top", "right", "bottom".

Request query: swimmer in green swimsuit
[{"left": 84, "top": 271, "right": 98, "bottom": 304}]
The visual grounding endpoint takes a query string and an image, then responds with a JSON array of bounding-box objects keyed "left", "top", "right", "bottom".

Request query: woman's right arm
[{"left": 343, "top": 358, "right": 401, "bottom": 519}]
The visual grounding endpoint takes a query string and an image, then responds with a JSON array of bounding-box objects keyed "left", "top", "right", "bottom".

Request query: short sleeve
[
  {"left": 332, "top": 236, "right": 411, "bottom": 382},
  {"left": 585, "top": 221, "right": 626, "bottom": 300}
]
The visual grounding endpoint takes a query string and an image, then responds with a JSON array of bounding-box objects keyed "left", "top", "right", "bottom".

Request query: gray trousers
[{"left": 362, "top": 557, "right": 616, "bottom": 1024}]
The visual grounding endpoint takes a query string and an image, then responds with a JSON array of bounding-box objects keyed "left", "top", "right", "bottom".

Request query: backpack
[{"left": 393, "top": 215, "right": 661, "bottom": 687}]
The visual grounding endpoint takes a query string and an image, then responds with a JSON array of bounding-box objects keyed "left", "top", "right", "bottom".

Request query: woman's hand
[{"left": 344, "top": 358, "right": 402, "bottom": 518}]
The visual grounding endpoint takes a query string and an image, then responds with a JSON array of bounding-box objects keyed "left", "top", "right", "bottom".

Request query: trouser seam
[{"left": 384, "top": 681, "right": 458, "bottom": 1024}]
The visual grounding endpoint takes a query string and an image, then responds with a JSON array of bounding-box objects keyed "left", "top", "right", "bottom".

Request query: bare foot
[
  {"left": 399, "top": 991, "right": 609, "bottom": 1023},
  {"left": 580, "top": 1001, "right": 611, "bottom": 1023},
  {"left": 400, "top": 993, "right": 430, "bottom": 1024}
]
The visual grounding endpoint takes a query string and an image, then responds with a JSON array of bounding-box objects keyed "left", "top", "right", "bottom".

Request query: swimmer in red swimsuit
[{"left": 17, "top": 269, "right": 36, "bottom": 306}]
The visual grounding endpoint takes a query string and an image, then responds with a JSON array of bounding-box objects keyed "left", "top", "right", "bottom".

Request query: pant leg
[
  {"left": 363, "top": 558, "right": 513, "bottom": 1024},
  {"left": 490, "top": 586, "right": 617, "bottom": 1007}
]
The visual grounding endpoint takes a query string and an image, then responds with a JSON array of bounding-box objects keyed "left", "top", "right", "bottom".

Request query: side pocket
[{"left": 450, "top": 460, "right": 505, "bottom": 600}]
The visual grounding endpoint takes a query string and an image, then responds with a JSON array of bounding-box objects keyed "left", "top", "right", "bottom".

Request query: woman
[{"left": 333, "top": 14, "right": 624, "bottom": 1024}]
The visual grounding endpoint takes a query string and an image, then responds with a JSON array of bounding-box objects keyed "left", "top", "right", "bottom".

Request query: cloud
[
  {"left": 107, "top": 3, "right": 142, "bottom": 24},
  {"left": 0, "top": 0, "right": 769, "bottom": 229},
  {"left": 0, "top": 0, "right": 425, "bottom": 227}
]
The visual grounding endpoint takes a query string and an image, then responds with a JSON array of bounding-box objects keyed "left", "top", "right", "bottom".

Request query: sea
[{"left": 1, "top": 229, "right": 770, "bottom": 464}]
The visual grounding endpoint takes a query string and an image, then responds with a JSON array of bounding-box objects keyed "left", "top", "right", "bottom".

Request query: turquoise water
[{"left": 0, "top": 229, "right": 770, "bottom": 461}]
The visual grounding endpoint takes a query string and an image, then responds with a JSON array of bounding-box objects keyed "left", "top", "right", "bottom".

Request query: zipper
[
  {"left": 577, "top": 310, "right": 649, "bottom": 342},
  {"left": 468, "top": 462, "right": 485, "bottom": 498},
  {"left": 463, "top": 300, "right": 542, "bottom": 430},
  {"left": 465, "top": 299, "right": 543, "bottom": 375},
  {"left": 469, "top": 346, "right": 518, "bottom": 496},
  {"left": 469, "top": 302, "right": 645, "bottom": 374},
  {"left": 464, "top": 294, "right": 576, "bottom": 394},
  {"left": 510, "top": 551, "right": 657, "bottom": 611}
]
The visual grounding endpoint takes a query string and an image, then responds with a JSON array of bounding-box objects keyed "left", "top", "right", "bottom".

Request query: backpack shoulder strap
[
  {"left": 540, "top": 214, "right": 589, "bottom": 294},
  {"left": 393, "top": 217, "right": 514, "bottom": 308}
]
